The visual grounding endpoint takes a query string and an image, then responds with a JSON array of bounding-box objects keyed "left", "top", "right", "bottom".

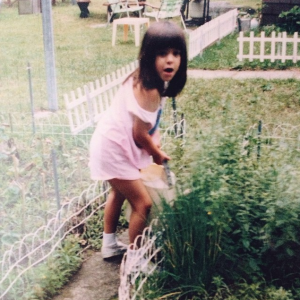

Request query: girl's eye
[
  {"left": 157, "top": 50, "right": 168, "bottom": 57},
  {"left": 173, "top": 50, "right": 181, "bottom": 56}
]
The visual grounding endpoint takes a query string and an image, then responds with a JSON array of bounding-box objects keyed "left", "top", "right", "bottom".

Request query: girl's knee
[
  {"left": 132, "top": 198, "right": 152, "bottom": 215},
  {"left": 144, "top": 199, "right": 152, "bottom": 214}
]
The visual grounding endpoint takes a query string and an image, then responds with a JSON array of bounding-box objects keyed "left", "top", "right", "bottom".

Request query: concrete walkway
[
  {"left": 187, "top": 68, "right": 300, "bottom": 80},
  {"left": 51, "top": 231, "right": 129, "bottom": 300}
]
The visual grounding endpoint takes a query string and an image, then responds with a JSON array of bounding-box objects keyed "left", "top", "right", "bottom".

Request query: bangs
[
  {"left": 143, "top": 22, "right": 186, "bottom": 53},
  {"left": 153, "top": 34, "right": 186, "bottom": 53}
]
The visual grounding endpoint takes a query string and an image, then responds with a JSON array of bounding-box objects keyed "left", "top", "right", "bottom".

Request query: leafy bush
[
  {"left": 150, "top": 124, "right": 300, "bottom": 299},
  {"left": 278, "top": 6, "right": 300, "bottom": 33}
]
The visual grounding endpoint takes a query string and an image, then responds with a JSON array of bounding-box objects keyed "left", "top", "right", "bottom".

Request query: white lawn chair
[
  {"left": 144, "top": 0, "right": 186, "bottom": 31},
  {"left": 107, "top": 0, "right": 144, "bottom": 24}
]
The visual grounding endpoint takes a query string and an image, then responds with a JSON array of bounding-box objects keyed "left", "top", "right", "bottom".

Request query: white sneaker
[{"left": 101, "top": 240, "right": 127, "bottom": 259}]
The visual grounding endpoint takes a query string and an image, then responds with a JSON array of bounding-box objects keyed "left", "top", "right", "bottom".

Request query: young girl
[{"left": 89, "top": 21, "right": 187, "bottom": 259}]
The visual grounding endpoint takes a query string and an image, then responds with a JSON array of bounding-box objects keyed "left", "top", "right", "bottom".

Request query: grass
[
  {"left": 1, "top": 0, "right": 295, "bottom": 113},
  {"left": 0, "top": 1, "right": 141, "bottom": 112}
]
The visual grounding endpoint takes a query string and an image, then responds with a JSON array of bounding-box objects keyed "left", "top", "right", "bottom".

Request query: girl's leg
[
  {"left": 101, "top": 186, "right": 127, "bottom": 259},
  {"left": 104, "top": 186, "right": 126, "bottom": 234},
  {"left": 109, "top": 178, "right": 152, "bottom": 245}
]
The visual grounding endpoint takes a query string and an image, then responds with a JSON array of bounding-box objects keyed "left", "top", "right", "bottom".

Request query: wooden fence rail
[{"left": 237, "top": 31, "right": 300, "bottom": 62}]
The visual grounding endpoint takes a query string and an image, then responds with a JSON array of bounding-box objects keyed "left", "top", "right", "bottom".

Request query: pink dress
[{"left": 89, "top": 76, "right": 164, "bottom": 181}]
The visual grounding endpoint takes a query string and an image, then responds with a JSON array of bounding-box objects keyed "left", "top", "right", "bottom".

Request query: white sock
[{"left": 102, "top": 232, "right": 116, "bottom": 247}]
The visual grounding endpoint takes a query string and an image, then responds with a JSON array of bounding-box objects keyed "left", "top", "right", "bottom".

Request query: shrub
[
  {"left": 151, "top": 124, "right": 300, "bottom": 299},
  {"left": 278, "top": 6, "right": 300, "bottom": 33}
]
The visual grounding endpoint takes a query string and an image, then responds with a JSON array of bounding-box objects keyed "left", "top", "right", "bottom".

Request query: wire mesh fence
[
  {"left": 0, "top": 100, "right": 186, "bottom": 299},
  {"left": 243, "top": 121, "right": 300, "bottom": 158},
  {"left": 0, "top": 180, "right": 107, "bottom": 299}
]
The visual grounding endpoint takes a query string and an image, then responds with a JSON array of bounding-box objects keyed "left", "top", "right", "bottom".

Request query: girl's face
[{"left": 155, "top": 48, "right": 181, "bottom": 82}]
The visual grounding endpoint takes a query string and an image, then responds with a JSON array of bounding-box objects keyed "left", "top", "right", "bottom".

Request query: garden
[{"left": 0, "top": 0, "right": 300, "bottom": 299}]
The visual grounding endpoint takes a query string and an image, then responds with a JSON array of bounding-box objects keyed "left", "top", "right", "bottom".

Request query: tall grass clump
[{"left": 147, "top": 123, "right": 300, "bottom": 299}]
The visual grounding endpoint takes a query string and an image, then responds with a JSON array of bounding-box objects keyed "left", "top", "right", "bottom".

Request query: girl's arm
[{"left": 133, "top": 116, "right": 170, "bottom": 165}]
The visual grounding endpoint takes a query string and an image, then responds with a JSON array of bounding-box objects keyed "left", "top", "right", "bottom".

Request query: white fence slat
[
  {"left": 271, "top": 31, "right": 276, "bottom": 62},
  {"left": 89, "top": 81, "right": 98, "bottom": 121},
  {"left": 249, "top": 31, "right": 254, "bottom": 61},
  {"left": 101, "top": 76, "right": 110, "bottom": 111},
  {"left": 260, "top": 31, "right": 265, "bottom": 62},
  {"left": 282, "top": 32, "right": 287, "bottom": 63},
  {"left": 72, "top": 90, "right": 82, "bottom": 132},
  {"left": 293, "top": 32, "right": 298, "bottom": 63},
  {"left": 85, "top": 85, "right": 94, "bottom": 127}
]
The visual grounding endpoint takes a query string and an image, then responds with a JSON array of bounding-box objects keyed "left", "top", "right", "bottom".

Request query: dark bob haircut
[{"left": 138, "top": 21, "right": 187, "bottom": 97}]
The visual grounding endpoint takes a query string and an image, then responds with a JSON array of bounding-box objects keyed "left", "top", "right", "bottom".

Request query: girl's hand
[{"left": 152, "top": 149, "right": 170, "bottom": 165}]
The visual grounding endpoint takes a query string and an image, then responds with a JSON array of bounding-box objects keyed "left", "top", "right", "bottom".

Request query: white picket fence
[
  {"left": 64, "top": 61, "right": 139, "bottom": 135},
  {"left": 188, "top": 8, "right": 238, "bottom": 60},
  {"left": 237, "top": 31, "right": 300, "bottom": 62}
]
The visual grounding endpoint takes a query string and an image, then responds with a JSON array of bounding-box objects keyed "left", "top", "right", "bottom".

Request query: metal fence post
[
  {"left": 27, "top": 62, "right": 36, "bottom": 135},
  {"left": 41, "top": 0, "right": 58, "bottom": 111}
]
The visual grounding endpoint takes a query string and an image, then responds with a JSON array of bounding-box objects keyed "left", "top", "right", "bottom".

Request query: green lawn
[
  {"left": 0, "top": 0, "right": 265, "bottom": 113},
  {"left": 0, "top": 1, "right": 141, "bottom": 112}
]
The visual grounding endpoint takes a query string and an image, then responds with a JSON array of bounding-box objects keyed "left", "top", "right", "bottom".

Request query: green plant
[
  {"left": 279, "top": 6, "right": 300, "bottom": 33},
  {"left": 7, "top": 235, "right": 84, "bottom": 300},
  {"left": 146, "top": 119, "right": 300, "bottom": 299}
]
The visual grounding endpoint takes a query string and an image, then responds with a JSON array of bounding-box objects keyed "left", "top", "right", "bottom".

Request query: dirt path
[{"left": 51, "top": 231, "right": 129, "bottom": 300}]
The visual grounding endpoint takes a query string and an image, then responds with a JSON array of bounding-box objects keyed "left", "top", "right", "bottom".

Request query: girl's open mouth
[{"left": 164, "top": 68, "right": 174, "bottom": 73}]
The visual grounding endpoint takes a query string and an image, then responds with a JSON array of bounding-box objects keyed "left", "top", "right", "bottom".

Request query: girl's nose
[{"left": 166, "top": 53, "right": 175, "bottom": 62}]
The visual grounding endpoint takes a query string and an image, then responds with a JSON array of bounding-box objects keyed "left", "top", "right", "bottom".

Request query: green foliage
[
  {"left": 148, "top": 120, "right": 300, "bottom": 299},
  {"left": 22, "top": 235, "right": 83, "bottom": 300},
  {"left": 279, "top": 6, "right": 300, "bottom": 33},
  {"left": 0, "top": 3, "right": 140, "bottom": 112},
  {"left": 80, "top": 208, "right": 105, "bottom": 250}
]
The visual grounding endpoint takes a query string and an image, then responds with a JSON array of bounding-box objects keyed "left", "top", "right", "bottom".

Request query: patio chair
[
  {"left": 106, "top": 0, "right": 144, "bottom": 23},
  {"left": 143, "top": 0, "right": 186, "bottom": 31}
]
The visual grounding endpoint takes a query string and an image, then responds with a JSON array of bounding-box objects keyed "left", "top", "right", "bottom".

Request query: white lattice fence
[
  {"left": 119, "top": 219, "right": 162, "bottom": 300},
  {"left": 188, "top": 8, "right": 238, "bottom": 60},
  {"left": 237, "top": 31, "right": 300, "bottom": 62},
  {"left": 0, "top": 181, "right": 108, "bottom": 300},
  {"left": 0, "top": 106, "right": 185, "bottom": 300}
]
